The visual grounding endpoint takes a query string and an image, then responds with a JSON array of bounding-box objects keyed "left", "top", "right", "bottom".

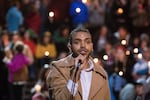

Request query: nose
[{"left": 81, "top": 41, "right": 85, "bottom": 48}]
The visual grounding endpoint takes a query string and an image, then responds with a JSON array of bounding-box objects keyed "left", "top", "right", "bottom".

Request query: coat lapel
[
  {"left": 88, "top": 70, "right": 105, "bottom": 99},
  {"left": 77, "top": 80, "right": 82, "bottom": 99}
]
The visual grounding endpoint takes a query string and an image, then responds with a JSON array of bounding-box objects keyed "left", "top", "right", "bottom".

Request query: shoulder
[
  {"left": 93, "top": 61, "right": 108, "bottom": 79},
  {"left": 89, "top": 57, "right": 108, "bottom": 79},
  {"left": 51, "top": 55, "right": 74, "bottom": 68}
]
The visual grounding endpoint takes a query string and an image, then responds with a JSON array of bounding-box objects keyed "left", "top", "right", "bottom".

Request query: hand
[
  {"left": 71, "top": 54, "right": 88, "bottom": 82},
  {"left": 74, "top": 54, "right": 87, "bottom": 70}
]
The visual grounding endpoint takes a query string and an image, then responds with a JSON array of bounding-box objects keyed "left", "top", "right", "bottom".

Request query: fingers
[{"left": 75, "top": 54, "right": 86, "bottom": 69}]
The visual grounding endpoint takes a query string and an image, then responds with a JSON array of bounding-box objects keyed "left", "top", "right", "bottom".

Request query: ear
[{"left": 67, "top": 43, "right": 72, "bottom": 53}]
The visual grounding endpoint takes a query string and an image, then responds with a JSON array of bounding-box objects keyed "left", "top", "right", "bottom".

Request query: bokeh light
[
  {"left": 49, "top": 11, "right": 54, "bottom": 17},
  {"left": 117, "top": 8, "right": 123, "bottom": 14},
  {"left": 137, "top": 53, "right": 142, "bottom": 59},
  {"left": 126, "top": 50, "right": 130, "bottom": 56},
  {"left": 148, "top": 61, "right": 150, "bottom": 68},
  {"left": 82, "top": 0, "right": 87, "bottom": 4},
  {"left": 44, "top": 51, "right": 49, "bottom": 56},
  {"left": 119, "top": 71, "right": 123, "bottom": 76},
  {"left": 34, "top": 84, "right": 42, "bottom": 92},
  {"left": 133, "top": 48, "right": 139, "bottom": 54},
  {"left": 121, "top": 39, "right": 127, "bottom": 45},
  {"left": 103, "top": 55, "right": 108, "bottom": 61},
  {"left": 75, "top": 7, "right": 81, "bottom": 13},
  {"left": 93, "top": 58, "right": 99, "bottom": 63}
]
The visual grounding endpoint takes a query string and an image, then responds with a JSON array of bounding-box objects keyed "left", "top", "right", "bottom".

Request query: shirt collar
[{"left": 84, "top": 59, "right": 94, "bottom": 72}]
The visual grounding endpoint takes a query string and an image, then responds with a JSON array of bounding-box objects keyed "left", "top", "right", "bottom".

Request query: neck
[{"left": 82, "top": 59, "right": 90, "bottom": 69}]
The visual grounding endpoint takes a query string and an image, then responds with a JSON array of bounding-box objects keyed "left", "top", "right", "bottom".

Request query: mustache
[
  {"left": 79, "top": 48, "right": 88, "bottom": 52},
  {"left": 72, "top": 48, "right": 89, "bottom": 58}
]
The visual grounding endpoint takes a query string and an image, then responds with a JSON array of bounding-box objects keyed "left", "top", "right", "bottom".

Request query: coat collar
[
  {"left": 54, "top": 54, "right": 106, "bottom": 75},
  {"left": 55, "top": 54, "right": 107, "bottom": 78}
]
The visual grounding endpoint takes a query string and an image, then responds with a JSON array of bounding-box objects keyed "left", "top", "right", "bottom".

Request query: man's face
[
  {"left": 70, "top": 31, "right": 93, "bottom": 58},
  {"left": 136, "top": 85, "right": 143, "bottom": 96}
]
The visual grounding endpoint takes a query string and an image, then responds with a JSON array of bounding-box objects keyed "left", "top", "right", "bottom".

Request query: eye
[
  {"left": 86, "top": 40, "right": 92, "bottom": 44},
  {"left": 73, "top": 40, "right": 80, "bottom": 44}
]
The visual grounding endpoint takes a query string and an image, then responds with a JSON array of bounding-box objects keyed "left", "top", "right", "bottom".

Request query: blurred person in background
[
  {"left": 129, "top": 0, "right": 149, "bottom": 34},
  {"left": 119, "top": 83, "right": 136, "bottom": 100},
  {"left": 88, "top": 0, "right": 106, "bottom": 31},
  {"left": 32, "top": 92, "right": 46, "bottom": 100},
  {"left": 1, "top": 30, "right": 11, "bottom": 49},
  {"left": 93, "top": 25, "right": 115, "bottom": 54},
  {"left": 134, "top": 76, "right": 150, "bottom": 100},
  {"left": 6, "top": 1, "right": 23, "bottom": 33},
  {"left": 39, "top": 0, "right": 51, "bottom": 36},
  {"left": 93, "top": 25, "right": 108, "bottom": 54},
  {"left": 139, "top": 40, "right": 149, "bottom": 53},
  {"left": 0, "top": 31, "right": 10, "bottom": 100},
  {"left": 35, "top": 31, "right": 57, "bottom": 76},
  {"left": 3, "top": 41, "right": 32, "bottom": 100},
  {"left": 109, "top": 45, "right": 135, "bottom": 100},
  {"left": 128, "top": 36, "right": 140, "bottom": 50},
  {"left": 53, "top": 25, "right": 70, "bottom": 55},
  {"left": 10, "top": 33, "right": 34, "bottom": 63},
  {"left": 22, "top": 29, "right": 37, "bottom": 80},
  {"left": 22, "top": 29, "right": 36, "bottom": 55},
  {"left": 134, "top": 78, "right": 145, "bottom": 100},
  {"left": 114, "top": 26, "right": 131, "bottom": 45},
  {"left": 111, "top": 0, "right": 130, "bottom": 32},
  {"left": 132, "top": 49, "right": 150, "bottom": 82},
  {"left": 24, "top": 1, "right": 42, "bottom": 37},
  {"left": 139, "top": 33, "right": 150, "bottom": 53},
  {"left": 98, "top": 40, "right": 115, "bottom": 77}
]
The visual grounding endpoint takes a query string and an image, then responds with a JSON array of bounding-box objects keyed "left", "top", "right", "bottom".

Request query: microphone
[
  {"left": 76, "top": 59, "right": 82, "bottom": 68},
  {"left": 73, "top": 59, "right": 82, "bottom": 81},
  {"left": 70, "top": 59, "right": 82, "bottom": 99}
]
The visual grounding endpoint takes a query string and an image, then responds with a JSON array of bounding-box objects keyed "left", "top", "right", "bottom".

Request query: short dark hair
[
  {"left": 69, "top": 27, "right": 91, "bottom": 44},
  {"left": 15, "top": 44, "right": 24, "bottom": 53}
]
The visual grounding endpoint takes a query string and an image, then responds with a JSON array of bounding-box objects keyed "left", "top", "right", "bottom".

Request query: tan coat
[{"left": 47, "top": 54, "right": 110, "bottom": 100}]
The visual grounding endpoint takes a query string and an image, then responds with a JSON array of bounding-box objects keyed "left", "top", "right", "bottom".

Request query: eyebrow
[{"left": 73, "top": 37, "right": 92, "bottom": 41}]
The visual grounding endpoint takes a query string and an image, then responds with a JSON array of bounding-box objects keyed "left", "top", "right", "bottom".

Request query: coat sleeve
[{"left": 46, "top": 63, "right": 72, "bottom": 100}]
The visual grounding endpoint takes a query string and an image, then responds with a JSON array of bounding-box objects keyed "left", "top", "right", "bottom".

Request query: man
[{"left": 46, "top": 27, "right": 110, "bottom": 100}]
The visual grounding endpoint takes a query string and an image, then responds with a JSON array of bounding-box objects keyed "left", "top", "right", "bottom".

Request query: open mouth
[
  {"left": 79, "top": 49, "right": 88, "bottom": 55},
  {"left": 80, "top": 51, "right": 87, "bottom": 55}
]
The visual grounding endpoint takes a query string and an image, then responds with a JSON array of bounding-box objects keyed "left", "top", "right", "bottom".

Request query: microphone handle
[
  {"left": 73, "top": 61, "right": 81, "bottom": 82},
  {"left": 70, "top": 61, "right": 81, "bottom": 99}
]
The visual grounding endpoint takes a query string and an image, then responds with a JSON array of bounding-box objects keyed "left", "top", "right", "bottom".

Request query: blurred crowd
[{"left": 0, "top": 0, "right": 150, "bottom": 100}]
